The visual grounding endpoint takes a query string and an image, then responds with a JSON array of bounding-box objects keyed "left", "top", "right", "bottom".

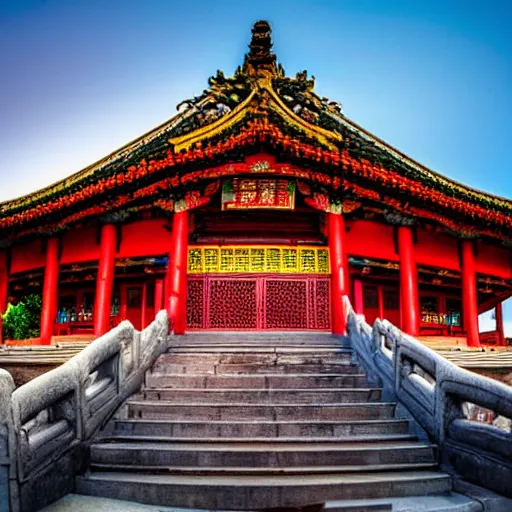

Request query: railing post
[
  {"left": 392, "top": 328, "right": 401, "bottom": 398},
  {"left": 0, "top": 370, "right": 16, "bottom": 512},
  {"left": 434, "top": 367, "right": 446, "bottom": 448},
  {"left": 371, "top": 321, "right": 381, "bottom": 356}
]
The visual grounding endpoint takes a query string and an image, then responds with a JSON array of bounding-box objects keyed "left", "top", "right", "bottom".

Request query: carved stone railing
[
  {"left": 0, "top": 311, "right": 168, "bottom": 512},
  {"left": 344, "top": 296, "right": 512, "bottom": 498}
]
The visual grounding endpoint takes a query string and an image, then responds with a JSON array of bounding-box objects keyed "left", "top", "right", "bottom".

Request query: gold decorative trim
[
  {"left": 169, "top": 89, "right": 257, "bottom": 152},
  {"left": 188, "top": 245, "right": 330, "bottom": 274},
  {"left": 265, "top": 84, "right": 342, "bottom": 151}
]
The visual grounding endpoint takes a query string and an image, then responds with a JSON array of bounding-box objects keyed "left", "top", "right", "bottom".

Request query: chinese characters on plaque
[{"left": 221, "top": 178, "right": 295, "bottom": 210}]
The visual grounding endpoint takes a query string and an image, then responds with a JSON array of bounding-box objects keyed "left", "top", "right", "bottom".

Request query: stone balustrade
[
  {"left": 0, "top": 311, "right": 168, "bottom": 512},
  {"left": 2, "top": 299, "right": 512, "bottom": 511},
  {"left": 344, "top": 296, "right": 512, "bottom": 498}
]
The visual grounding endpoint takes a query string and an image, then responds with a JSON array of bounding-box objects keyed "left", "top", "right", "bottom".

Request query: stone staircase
[{"left": 75, "top": 333, "right": 455, "bottom": 510}]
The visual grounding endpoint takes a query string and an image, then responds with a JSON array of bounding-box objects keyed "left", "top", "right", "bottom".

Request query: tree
[{"left": 2, "top": 294, "right": 42, "bottom": 341}]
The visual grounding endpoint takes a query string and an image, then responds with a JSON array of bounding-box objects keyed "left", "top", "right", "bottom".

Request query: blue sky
[{"left": 1, "top": 0, "right": 511, "bottom": 332}]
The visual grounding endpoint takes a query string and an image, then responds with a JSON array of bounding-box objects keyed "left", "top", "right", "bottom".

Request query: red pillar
[
  {"left": 0, "top": 251, "right": 8, "bottom": 344},
  {"left": 154, "top": 278, "right": 164, "bottom": 317},
  {"left": 328, "top": 213, "right": 349, "bottom": 334},
  {"left": 167, "top": 211, "right": 189, "bottom": 334},
  {"left": 398, "top": 226, "right": 420, "bottom": 336},
  {"left": 141, "top": 283, "right": 148, "bottom": 329},
  {"left": 461, "top": 240, "right": 480, "bottom": 347},
  {"left": 496, "top": 302, "right": 505, "bottom": 346},
  {"left": 40, "top": 238, "right": 60, "bottom": 345},
  {"left": 377, "top": 285, "right": 385, "bottom": 320},
  {"left": 94, "top": 224, "right": 117, "bottom": 337},
  {"left": 353, "top": 279, "right": 364, "bottom": 316}
]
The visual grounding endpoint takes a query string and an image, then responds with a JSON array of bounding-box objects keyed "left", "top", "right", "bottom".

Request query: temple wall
[
  {"left": 475, "top": 241, "right": 512, "bottom": 279},
  {"left": 345, "top": 220, "right": 398, "bottom": 261},
  {"left": 415, "top": 229, "right": 460, "bottom": 270},
  {"left": 118, "top": 219, "right": 173, "bottom": 258},
  {"left": 6, "top": 218, "right": 512, "bottom": 283},
  {"left": 10, "top": 239, "right": 44, "bottom": 274},
  {"left": 61, "top": 227, "right": 100, "bottom": 264},
  {"left": 9, "top": 219, "right": 173, "bottom": 276}
]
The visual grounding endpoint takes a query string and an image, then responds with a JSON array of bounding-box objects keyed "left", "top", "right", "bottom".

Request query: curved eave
[
  {"left": 0, "top": 108, "right": 188, "bottom": 215},
  {"left": 1, "top": 75, "right": 511, "bottom": 241}
]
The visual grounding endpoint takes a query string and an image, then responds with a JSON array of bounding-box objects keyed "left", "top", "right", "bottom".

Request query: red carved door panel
[
  {"left": 313, "top": 278, "right": 331, "bottom": 329},
  {"left": 187, "top": 275, "right": 330, "bottom": 330},
  {"left": 264, "top": 279, "right": 308, "bottom": 329},
  {"left": 208, "top": 279, "right": 258, "bottom": 329},
  {"left": 187, "top": 278, "right": 205, "bottom": 329}
]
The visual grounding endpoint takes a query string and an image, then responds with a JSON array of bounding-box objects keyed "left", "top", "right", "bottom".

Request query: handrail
[
  {"left": 3, "top": 310, "right": 169, "bottom": 512},
  {"left": 343, "top": 296, "right": 512, "bottom": 498}
]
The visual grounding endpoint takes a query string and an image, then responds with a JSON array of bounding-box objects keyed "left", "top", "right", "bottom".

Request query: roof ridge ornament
[{"left": 243, "top": 20, "right": 278, "bottom": 76}]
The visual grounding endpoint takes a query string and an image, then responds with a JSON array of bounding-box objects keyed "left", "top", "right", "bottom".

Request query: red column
[
  {"left": 0, "top": 251, "right": 8, "bottom": 344},
  {"left": 398, "top": 226, "right": 420, "bottom": 336},
  {"left": 40, "top": 238, "right": 60, "bottom": 345},
  {"left": 141, "top": 283, "right": 148, "bottom": 329},
  {"left": 167, "top": 211, "right": 189, "bottom": 334},
  {"left": 461, "top": 240, "right": 480, "bottom": 347},
  {"left": 94, "top": 224, "right": 117, "bottom": 337},
  {"left": 496, "top": 302, "right": 505, "bottom": 346},
  {"left": 328, "top": 213, "right": 349, "bottom": 334},
  {"left": 377, "top": 285, "right": 385, "bottom": 320},
  {"left": 154, "top": 278, "right": 164, "bottom": 317},
  {"left": 353, "top": 279, "right": 364, "bottom": 316}
]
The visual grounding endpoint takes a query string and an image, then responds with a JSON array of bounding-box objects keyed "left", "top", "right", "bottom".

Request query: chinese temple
[{"left": 1, "top": 21, "right": 511, "bottom": 346}]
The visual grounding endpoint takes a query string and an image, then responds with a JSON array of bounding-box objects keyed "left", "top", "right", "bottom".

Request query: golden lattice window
[
  {"left": 188, "top": 246, "right": 330, "bottom": 274},
  {"left": 250, "top": 248, "right": 265, "bottom": 272},
  {"left": 234, "top": 248, "right": 250, "bottom": 273},
  {"left": 187, "top": 248, "right": 203, "bottom": 273},
  {"left": 204, "top": 248, "right": 219, "bottom": 273},
  {"left": 299, "top": 249, "right": 316, "bottom": 273},
  {"left": 282, "top": 248, "right": 298, "bottom": 272}
]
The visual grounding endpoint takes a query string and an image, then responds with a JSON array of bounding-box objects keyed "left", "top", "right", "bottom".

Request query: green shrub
[{"left": 2, "top": 294, "right": 42, "bottom": 340}]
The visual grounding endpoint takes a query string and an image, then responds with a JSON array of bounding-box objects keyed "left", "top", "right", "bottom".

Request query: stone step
[
  {"left": 126, "top": 402, "right": 397, "bottom": 421},
  {"left": 171, "top": 333, "right": 345, "bottom": 343},
  {"left": 169, "top": 343, "right": 350, "bottom": 351},
  {"left": 89, "top": 463, "right": 439, "bottom": 476},
  {"left": 325, "top": 494, "right": 485, "bottom": 512},
  {"left": 135, "top": 388, "right": 382, "bottom": 404},
  {"left": 145, "top": 373, "right": 369, "bottom": 389},
  {"left": 89, "top": 440, "right": 436, "bottom": 469},
  {"left": 155, "top": 352, "right": 353, "bottom": 366},
  {"left": 325, "top": 504, "right": 391, "bottom": 512},
  {"left": 166, "top": 346, "right": 350, "bottom": 353},
  {"left": 112, "top": 418, "right": 411, "bottom": 439},
  {"left": 105, "top": 435, "right": 418, "bottom": 445},
  {"left": 45, "top": 492, "right": 484, "bottom": 512},
  {"left": 75, "top": 471, "right": 452, "bottom": 509},
  {"left": 153, "top": 363, "right": 361, "bottom": 375}
]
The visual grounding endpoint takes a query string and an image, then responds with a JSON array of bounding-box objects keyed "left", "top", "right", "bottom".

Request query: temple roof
[{"left": 1, "top": 21, "right": 512, "bottom": 246}]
